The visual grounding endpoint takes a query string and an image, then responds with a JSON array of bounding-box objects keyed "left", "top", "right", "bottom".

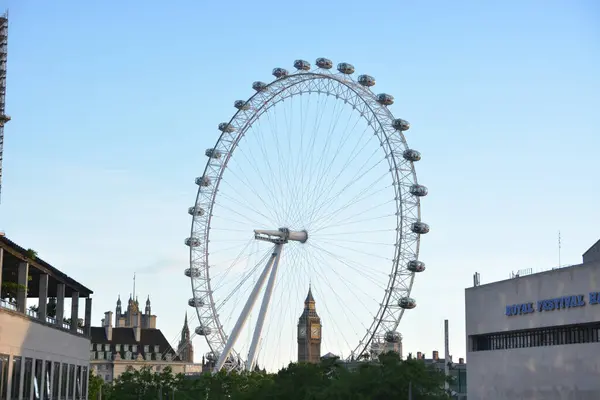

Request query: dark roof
[
  {"left": 90, "top": 327, "right": 181, "bottom": 361},
  {"left": 0, "top": 235, "right": 93, "bottom": 297}
]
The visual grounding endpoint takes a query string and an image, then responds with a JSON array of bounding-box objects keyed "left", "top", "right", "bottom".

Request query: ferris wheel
[{"left": 185, "top": 58, "right": 429, "bottom": 373}]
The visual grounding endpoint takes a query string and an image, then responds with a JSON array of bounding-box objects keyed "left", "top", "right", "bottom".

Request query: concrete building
[
  {"left": 466, "top": 238, "right": 600, "bottom": 399},
  {"left": 0, "top": 235, "right": 94, "bottom": 399}
]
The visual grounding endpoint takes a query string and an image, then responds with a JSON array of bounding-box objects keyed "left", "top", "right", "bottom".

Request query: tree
[
  {"left": 97, "top": 352, "right": 452, "bottom": 400},
  {"left": 1, "top": 282, "right": 25, "bottom": 303},
  {"left": 87, "top": 371, "right": 106, "bottom": 400},
  {"left": 28, "top": 297, "right": 58, "bottom": 318}
]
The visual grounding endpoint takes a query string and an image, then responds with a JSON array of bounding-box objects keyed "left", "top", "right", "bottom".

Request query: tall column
[
  {"left": 38, "top": 274, "right": 49, "bottom": 322},
  {"left": 16, "top": 262, "right": 29, "bottom": 313},
  {"left": 71, "top": 291, "right": 80, "bottom": 332},
  {"left": 84, "top": 298, "right": 92, "bottom": 336},
  {"left": 56, "top": 283, "right": 65, "bottom": 327}
]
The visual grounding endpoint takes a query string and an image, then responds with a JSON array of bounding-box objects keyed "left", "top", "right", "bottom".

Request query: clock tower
[{"left": 297, "top": 285, "right": 322, "bottom": 363}]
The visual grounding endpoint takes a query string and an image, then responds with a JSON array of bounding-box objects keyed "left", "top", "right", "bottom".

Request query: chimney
[
  {"left": 433, "top": 351, "right": 439, "bottom": 361},
  {"left": 104, "top": 311, "right": 113, "bottom": 341},
  {"left": 133, "top": 312, "right": 141, "bottom": 342},
  {"left": 459, "top": 358, "right": 464, "bottom": 364},
  {"left": 416, "top": 351, "right": 422, "bottom": 360}
]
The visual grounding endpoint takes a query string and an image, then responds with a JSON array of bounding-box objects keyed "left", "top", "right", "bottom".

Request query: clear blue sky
[{"left": 0, "top": 0, "right": 598, "bottom": 366}]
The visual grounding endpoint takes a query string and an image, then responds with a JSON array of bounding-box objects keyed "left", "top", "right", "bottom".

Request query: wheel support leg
[
  {"left": 246, "top": 244, "right": 283, "bottom": 371},
  {"left": 213, "top": 244, "right": 280, "bottom": 372}
]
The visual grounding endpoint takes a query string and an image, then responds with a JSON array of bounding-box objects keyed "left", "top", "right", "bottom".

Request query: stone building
[{"left": 90, "top": 296, "right": 198, "bottom": 382}]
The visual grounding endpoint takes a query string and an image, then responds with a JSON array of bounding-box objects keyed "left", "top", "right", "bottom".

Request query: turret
[{"left": 145, "top": 295, "right": 151, "bottom": 315}]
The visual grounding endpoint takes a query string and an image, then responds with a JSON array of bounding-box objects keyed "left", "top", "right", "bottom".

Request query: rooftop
[{"left": 1, "top": 235, "right": 93, "bottom": 297}]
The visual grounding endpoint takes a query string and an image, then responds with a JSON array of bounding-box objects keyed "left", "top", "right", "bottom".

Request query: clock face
[
  {"left": 310, "top": 324, "right": 320, "bottom": 339},
  {"left": 298, "top": 327, "right": 307, "bottom": 338}
]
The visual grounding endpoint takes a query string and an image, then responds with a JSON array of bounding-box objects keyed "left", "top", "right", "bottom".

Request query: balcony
[{"left": 0, "top": 235, "right": 93, "bottom": 337}]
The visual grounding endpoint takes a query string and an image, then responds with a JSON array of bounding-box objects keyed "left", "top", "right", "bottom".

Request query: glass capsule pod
[
  {"left": 195, "top": 326, "right": 212, "bottom": 336},
  {"left": 206, "top": 352, "right": 216, "bottom": 361},
  {"left": 252, "top": 81, "right": 267, "bottom": 92},
  {"left": 218, "top": 122, "right": 235, "bottom": 133},
  {"left": 403, "top": 149, "right": 421, "bottom": 162},
  {"left": 409, "top": 184, "right": 428, "bottom": 197},
  {"left": 272, "top": 67, "right": 289, "bottom": 79},
  {"left": 184, "top": 268, "right": 201, "bottom": 278},
  {"left": 384, "top": 331, "right": 401, "bottom": 343},
  {"left": 205, "top": 148, "right": 222, "bottom": 159},
  {"left": 407, "top": 260, "right": 426, "bottom": 273},
  {"left": 337, "top": 62, "right": 355, "bottom": 74},
  {"left": 185, "top": 237, "right": 202, "bottom": 247},
  {"left": 294, "top": 59, "right": 311, "bottom": 71},
  {"left": 188, "top": 298, "right": 204, "bottom": 307},
  {"left": 399, "top": 297, "right": 417, "bottom": 309},
  {"left": 358, "top": 74, "right": 376, "bottom": 87},
  {"left": 188, "top": 206, "right": 205, "bottom": 217},
  {"left": 316, "top": 57, "right": 333, "bottom": 69},
  {"left": 195, "top": 175, "right": 211, "bottom": 187},
  {"left": 376, "top": 93, "right": 394, "bottom": 106},
  {"left": 411, "top": 222, "right": 430, "bottom": 234},
  {"left": 392, "top": 118, "right": 410, "bottom": 131},
  {"left": 234, "top": 100, "right": 250, "bottom": 110}
]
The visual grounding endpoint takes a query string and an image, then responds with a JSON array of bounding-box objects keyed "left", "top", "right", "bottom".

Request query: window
[
  {"left": 98, "top": 352, "right": 104, "bottom": 360},
  {"left": 106, "top": 352, "right": 113, "bottom": 361},
  {"left": 154, "top": 345, "right": 160, "bottom": 353},
  {"left": 115, "top": 344, "right": 121, "bottom": 352},
  {"left": 96, "top": 344, "right": 102, "bottom": 351},
  {"left": 23, "top": 358, "right": 33, "bottom": 400},
  {"left": 144, "top": 345, "right": 149, "bottom": 353},
  {"left": 52, "top": 362, "right": 60, "bottom": 400},
  {"left": 470, "top": 321, "right": 600, "bottom": 352},
  {"left": 34, "top": 359, "right": 43, "bottom": 400},
  {"left": 105, "top": 374, "right": 110, "bottom": 382},
  {"left": 104, "top": 344, "right": 110, "bottom": 352},
  {"left": 45, "top": 360, "right": 52, "bottom": 400},
  {"left": 0, "top": 354, "right": 8, "bottom": 400},
  {"left": 132, "top": 345, "right": 137, "bottom": 352},
  {"left": 67, "top": 365, "right": 75, "bottom": 398},
  {"left": 123, "top": 345, "right": 129, "bottom": 351},
  {"left": 60, "top": 364, "right": 68, "bottom": 400},
  {"left": 75, "top": 365, "right": 82, "bottom": 400},
  {"left": 81, "top": 367, "right": 88, "bottom": 400},
  {"left": 11, "top": 357, "right": 21, "bottom": 400}
]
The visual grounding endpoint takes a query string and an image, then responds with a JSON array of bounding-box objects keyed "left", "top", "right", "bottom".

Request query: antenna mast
[
  {"left": 0, "top": 11, "right": 10, "bottom": 202},
  {"left": 558, "top": 231, "right": 562, "bottom": 268}
]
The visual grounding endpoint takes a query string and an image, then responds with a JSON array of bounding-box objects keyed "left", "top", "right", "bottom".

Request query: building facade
[
  {"left": 0, "top": 235, "right": 93, "bottom": 400},
  {"left": 465, "top": 239, "right": 600, "bottom": 399},
  {"left": 90, "top": 299, "right": 199, "bottom": 382},
  {"left": 297, "top": 286, "right": 322, "bottom": 363}
]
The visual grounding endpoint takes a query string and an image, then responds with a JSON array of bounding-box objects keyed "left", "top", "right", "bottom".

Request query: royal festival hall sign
[{"left": 505, "top": 291, "right": 600, "bottom": 316}]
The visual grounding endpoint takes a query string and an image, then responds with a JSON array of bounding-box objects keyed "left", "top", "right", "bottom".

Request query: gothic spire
[
  {"left": 182, "top": 312, "right": 190, "bottom": 339},
  {"left": 305, "top": 284, "right": 315, "bottom": 304}
]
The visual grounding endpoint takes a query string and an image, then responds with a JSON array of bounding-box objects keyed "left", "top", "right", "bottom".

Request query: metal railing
[
  {"left": 0, "top": 298, "right": 16, "bottom": 311},
  {"left": 0, "top": 300, "right": 89, "bottom": 335}
]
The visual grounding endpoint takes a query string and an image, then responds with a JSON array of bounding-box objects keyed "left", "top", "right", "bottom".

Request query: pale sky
[{"left": 0, "top": 0, "right": 598, "bottom": 369}]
